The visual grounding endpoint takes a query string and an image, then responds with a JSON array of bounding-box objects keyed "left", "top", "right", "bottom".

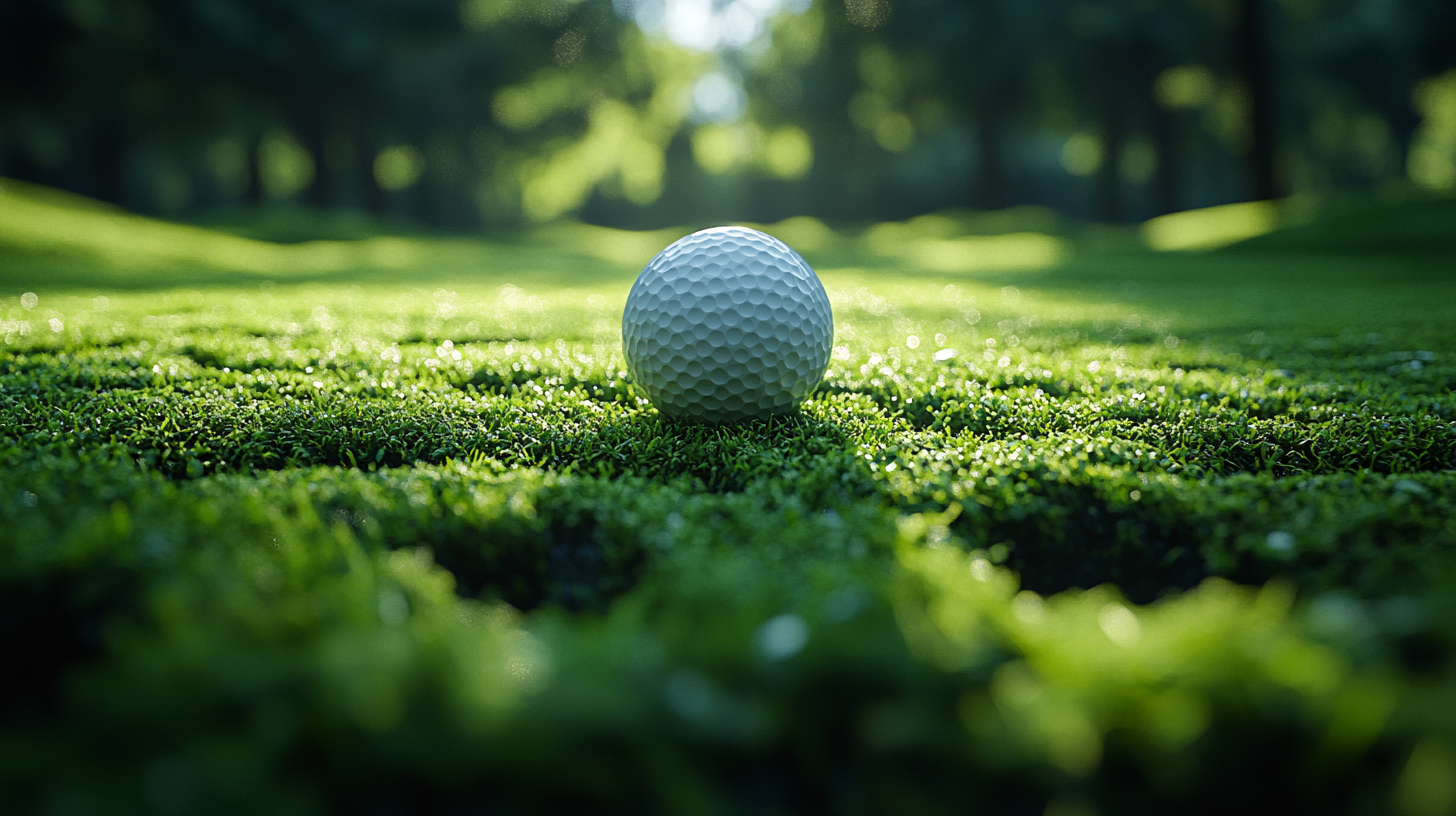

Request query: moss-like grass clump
[{"left": 2, "top": 178, "right": 1455, "bottom": 814}]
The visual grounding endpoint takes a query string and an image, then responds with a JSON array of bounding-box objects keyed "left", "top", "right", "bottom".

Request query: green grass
[{"left": 2, "top": 177, "right": 1456, "bottom": 814}]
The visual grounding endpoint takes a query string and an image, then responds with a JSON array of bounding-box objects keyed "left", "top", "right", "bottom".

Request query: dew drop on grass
[
  {"left": 1013, "top": 591, "right": 1045, "bottom": 624},
  {"left": 1098, "top": 604, "right": 1141, "bottom": 647},
  {"left": 969, "top": 558, "right": 993, "bottom": 582}
]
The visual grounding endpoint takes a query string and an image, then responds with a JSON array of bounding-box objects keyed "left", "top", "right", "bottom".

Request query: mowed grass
[{"left": 2, "top": 177, "right": 1456, "bottom": 814}]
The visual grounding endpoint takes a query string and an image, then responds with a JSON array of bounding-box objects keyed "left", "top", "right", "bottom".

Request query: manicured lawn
[{"left": 3, "top": 178, "right": 1455, "bottom": 814}]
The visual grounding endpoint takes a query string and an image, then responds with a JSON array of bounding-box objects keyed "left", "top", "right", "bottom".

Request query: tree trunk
[
  {"left": 1235, "top": 0, "right": 1280, "bottom": 200},
  {"left": 974, "top": 102, "right": 1004, "bottom": 211},
  {"left": 416, "top": 172, "right": 439, "bottom": 228},
  {"left": 4, "top": 139, "right": 42, "bottom": 188},
  {"left": 362, "top": 136, "right": 386, "bottom": 215},
  {"left": 1150, "top": 102, "right": 1181, "bottom": 216},
  {"left": 1096, "top": 88, "right": 1126, "bottom": 223},
  {"left": 302, "top": 124, "right": 331, "bottom": 210},
  {"left": 244, "top": 134, "right": 264, "bottom": 206},
  {"left": 90, "top": 111, "right": 128, "bottom": 206}
]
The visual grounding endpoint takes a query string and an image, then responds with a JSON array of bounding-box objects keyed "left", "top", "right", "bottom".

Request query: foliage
[{"left": 4, "top": 0, "right": 1456, "bottom": 226}]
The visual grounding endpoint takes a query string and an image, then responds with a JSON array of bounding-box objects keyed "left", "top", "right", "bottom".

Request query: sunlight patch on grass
[
  {"left": 865, "top": 225, "right": 1068, "bottom": 273},
  {"left": 906, "top": 233, "right": 1069, "bottom": 272},
  {"left": 0, "top": 177, "right": 454, "bottom": 273},
  {"left": 0, "top": 177, "right": 463, "bottom": 275},
  {"left": 1142, "top": 200, "right": 1280, "bottom": 251},
  {"left": 537, "top": 221, "right": 689, "bottom": 268},
  {"left": 734, "top": 215, "right": 839, "bottom": 253}
]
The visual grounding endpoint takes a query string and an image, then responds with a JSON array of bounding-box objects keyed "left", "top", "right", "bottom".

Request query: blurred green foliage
[
  {"left": 1, "top": 181, "right": 1455, "bottom": 812},
  {"left": 3, "top": 0, "right": 1455, "bottom": 228}
]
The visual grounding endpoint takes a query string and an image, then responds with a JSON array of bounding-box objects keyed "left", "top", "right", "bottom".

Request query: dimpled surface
[{"left": 622, "top": 226, "right": 834, "bottom": 423}]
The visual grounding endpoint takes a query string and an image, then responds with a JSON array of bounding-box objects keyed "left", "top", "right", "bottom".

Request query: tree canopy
[{"left": 2, "top": 0, "right": 1453, "bottom": 228}]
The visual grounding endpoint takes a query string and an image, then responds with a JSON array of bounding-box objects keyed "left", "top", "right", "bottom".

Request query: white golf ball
[{"left": 622, "top": 226, "right": 834, "bottom": 423}]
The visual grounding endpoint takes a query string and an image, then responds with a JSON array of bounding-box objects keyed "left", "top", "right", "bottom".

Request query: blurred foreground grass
[{"left": 2, "top": 178, "right": 1456, "bottom": 814}]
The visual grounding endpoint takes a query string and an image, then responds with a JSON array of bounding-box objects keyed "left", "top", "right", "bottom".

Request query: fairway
[{"left": 3, "top": 180, "right": 1456, "bottom": 813}]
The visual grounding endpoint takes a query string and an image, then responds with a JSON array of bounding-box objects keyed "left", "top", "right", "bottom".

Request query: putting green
[{"left": 3, "top": 177, "right": 1455, "bottom": 813}]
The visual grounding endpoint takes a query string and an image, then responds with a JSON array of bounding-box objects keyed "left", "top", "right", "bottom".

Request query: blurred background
[{"left": 2, "top": 0, "right": 1454, "bottom": 232}]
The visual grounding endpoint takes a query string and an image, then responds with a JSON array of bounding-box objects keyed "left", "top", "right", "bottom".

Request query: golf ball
[{"left": 622, "top": 226, "right": 833, "bottom": 423}]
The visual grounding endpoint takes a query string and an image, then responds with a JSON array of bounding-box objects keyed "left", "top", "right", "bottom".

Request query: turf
[{"left": 2, "top": 177, "right": 1455, "bottom": 814}]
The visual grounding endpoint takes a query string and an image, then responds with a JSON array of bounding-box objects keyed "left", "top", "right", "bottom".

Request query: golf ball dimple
[{"left": 622, "top": 226, "right": 833, "bottom": 423}]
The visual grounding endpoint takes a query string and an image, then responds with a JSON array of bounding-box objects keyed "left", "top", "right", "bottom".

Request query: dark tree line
[
  {"left": 1, "top": 0, "right": 625, "bottom": 225},
  {"left": 2, "top": 0, "right": 1453, "bottom": 228}
]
